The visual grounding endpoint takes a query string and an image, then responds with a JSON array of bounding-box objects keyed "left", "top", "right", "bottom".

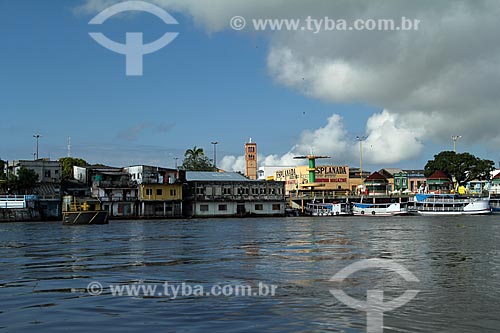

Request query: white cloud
[
  {"left": 219, "top": 155, "right": 246, "bottom": 172},
  {"left": 220, "top": 110, "right": 425, "bottom": 169},
  {"left": 363, "top": 111, "right": 424, "bottom": 164}
]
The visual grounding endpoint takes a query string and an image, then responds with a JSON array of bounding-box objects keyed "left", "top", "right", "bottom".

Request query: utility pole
[
  {"left": 33, "top": 134, "right": 41, "bottom": 160},
  {"left": 451, "top": 135, "right": 462, "bottom": 153},
  {"left": 356, "top": 136, "right": 367, "bottom": 184},
  {"left": 211, "top": 141, "right": 218, "bottom": 170}
]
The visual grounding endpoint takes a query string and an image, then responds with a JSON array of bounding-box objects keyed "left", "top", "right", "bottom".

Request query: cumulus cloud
[
  {"left": 220, "top": 110, "right": 425, "bottom": 170},
  {"left": 80, "top": 0, "right": 500, "bottom": 164},
  {"left": 219, "top": 155, "right": 246, "bottom": 172}
]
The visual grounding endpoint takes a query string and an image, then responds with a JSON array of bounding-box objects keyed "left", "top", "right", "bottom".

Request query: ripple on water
[{"left": 1, "top": 217, "right": 500, "bottom": 332}]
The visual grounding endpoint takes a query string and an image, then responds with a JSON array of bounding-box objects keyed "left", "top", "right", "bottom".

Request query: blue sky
[{"left": 1, "top": 0, "right": 499, "bottom": 171}]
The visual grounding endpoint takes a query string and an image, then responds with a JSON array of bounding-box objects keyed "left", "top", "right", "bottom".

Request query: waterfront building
[
  {"left": 393, "top": 170, "right": 426, "bottom": 192},
  {"left": 364, "top": 171, "right": 389, "bottom": 195},
  {"left": 138, "top": 183, "right": 183, "bottom": 217},
  {"left": 74, "top": 165, "right": 138, "bottom": 217},
  {"left": 73, "top": 165, "right": 184, "bottom": 218},
  {"left": 124, "top": 165, "right": 178, "bottom": 184},
  {"left": 274, "top": 165, "right": 350, "bottom": 196},
  {"left": 378, "top": 168, "right": 402, "bottom": 193},
  {"left": 7, "top": 159, "right": 62, "bottom": 219},
  {"left": 348, "top": 167, "right": 371, "bottom": 193},
  {"left": 257, "top": 166, "right": 288, "bottom": 181},
  {"left": 426, "top": 170, "right": 452, "bottom": 194},
  {"left": 490, "top": 172, "right": 500, "bottom": 195},
  {"left": 8, "top": 159, "right": 61, "bottom": 183},
  {"left": 183, "top": 171, "right": 285, "bottom": 217},
  {"left": 245, "top": 139, "right": 257, "bottom": 180}
]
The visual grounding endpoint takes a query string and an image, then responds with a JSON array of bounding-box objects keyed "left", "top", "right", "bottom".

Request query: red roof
[
  {"left": 427, "top": 170, "right": 451, "bottom": 180},
  {"left": 493, "top": 172, "right": 500, "bottom": 179},
  {"left": 365, "top": 171, "right": 387, "bottom": 181}
]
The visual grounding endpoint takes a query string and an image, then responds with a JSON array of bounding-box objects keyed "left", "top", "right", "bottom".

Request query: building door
[{"left": 237, "top": 204, "right": 246, "bottom": 215}]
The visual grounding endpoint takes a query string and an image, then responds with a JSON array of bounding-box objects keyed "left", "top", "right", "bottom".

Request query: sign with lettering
[{"left": 315, "top": 166, "right": 347, "bottom": 175}]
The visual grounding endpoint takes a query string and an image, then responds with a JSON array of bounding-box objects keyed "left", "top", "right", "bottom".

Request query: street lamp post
[
  {"left": 451, "top": 135, "right": 462, "bottom": 153},
  {"left": 211, "top": 141, "right": 218, "bottom": 170},
  {"left": 356, "top": 136, "right": 367, "bottom": 185},
  {"left": 33, "top": 134, "right": 41, "bottom": 160}
]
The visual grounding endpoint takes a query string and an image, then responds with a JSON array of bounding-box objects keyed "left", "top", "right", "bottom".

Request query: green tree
[
  {"left": 181, "top": 146, "right": 215, "bottom": 171},
  {"left": 424, "top": 151, "right": 495, "bottom": 186},
  {"left": 16, "top": 167, "right": 39, "bottom": 194},
  {"left": 59, "top": 157, "right": 88, "bottom": 179}
]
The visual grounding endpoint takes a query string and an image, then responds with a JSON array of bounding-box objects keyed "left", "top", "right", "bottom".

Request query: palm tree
[
  {"left": 182, "top": 146, "right": 214, "bottom": 171},
  {"left": 184, "top": 146, "right": 204, "bottom": 159}
]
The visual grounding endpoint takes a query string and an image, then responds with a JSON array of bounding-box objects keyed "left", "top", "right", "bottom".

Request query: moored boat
[
  {"left": 408, "top": 194, "right": 491, "bottom": 216},
  {"left": 62, "top": 196, "right": 109, "bottom": 225},
  {"left": 490, "top": 198, "right": 500, "bottom": 214},
  {"left": 352, "top": 202, "right": 408, "bottom": 216},
  {"left": 305, "top": 202, "right": 351, "bottom": 216}
]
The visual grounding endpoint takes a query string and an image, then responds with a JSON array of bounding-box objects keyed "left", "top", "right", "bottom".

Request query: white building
[
  {"left": 8, "top": 159, "right": 61, "bottom": 183},
  {"left": 184, "top": 171, "right": 286, "bottom": 217},
  {"left": 123, "top": 165, "right": 178, "bottom": 184}
]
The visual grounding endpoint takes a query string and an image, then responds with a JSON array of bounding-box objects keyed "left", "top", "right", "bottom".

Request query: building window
[
  {"left": 55, "top": 170, "right": 59, "bottom": 174},
  {"left": 196, "top": 187, "right": 204, "bottom": 195},
  {"left": 200, "top": 204, "right": 209, "bottom": 212},
  {"left": 170, "top": 189, "right": 176, "bottom": 196},
  {"left": 156, "top": 189, "right": 163, "bottom": 196},
  {"left": 223, "top": 187, "right": 231, "bottom": 195},
  {"left": 248, "top": 146, "right": 255, "bottom": 152},
  {"left": 45, "top": 170, "right": 51, "bottom": 178},
  {"left": 218, "top": 204, "right": 227, "bottom": 211},
  {"left": 272, "top": 204, "right": 281, "bottom": 210},
  {"left": 255, "top": 204, "right": 263, "bottom": 211},
  {"left": 146, "top": 188, "right": 153, "bottom": 196}
]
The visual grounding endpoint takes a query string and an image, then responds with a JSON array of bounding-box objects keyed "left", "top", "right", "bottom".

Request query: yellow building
[
  {"left": 139, "top": 183, "right": 183, "bottom": 201},
  {"left": 138, "top": 183, "right": 183, "bottom": 217}
]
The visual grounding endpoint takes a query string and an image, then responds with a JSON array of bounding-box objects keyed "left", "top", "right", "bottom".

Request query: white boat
[
  {"left": 408, "top": 194, "right": 491, "bottom": 216},
  {"left": 490, "top": 197, "right": 500, "bottom": 214},
  {"left": 351, "top": 202, "right": 408, "bottom": 216},
  {"left": 305, "top": 202, "right": 351, "bottom": 216}
]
